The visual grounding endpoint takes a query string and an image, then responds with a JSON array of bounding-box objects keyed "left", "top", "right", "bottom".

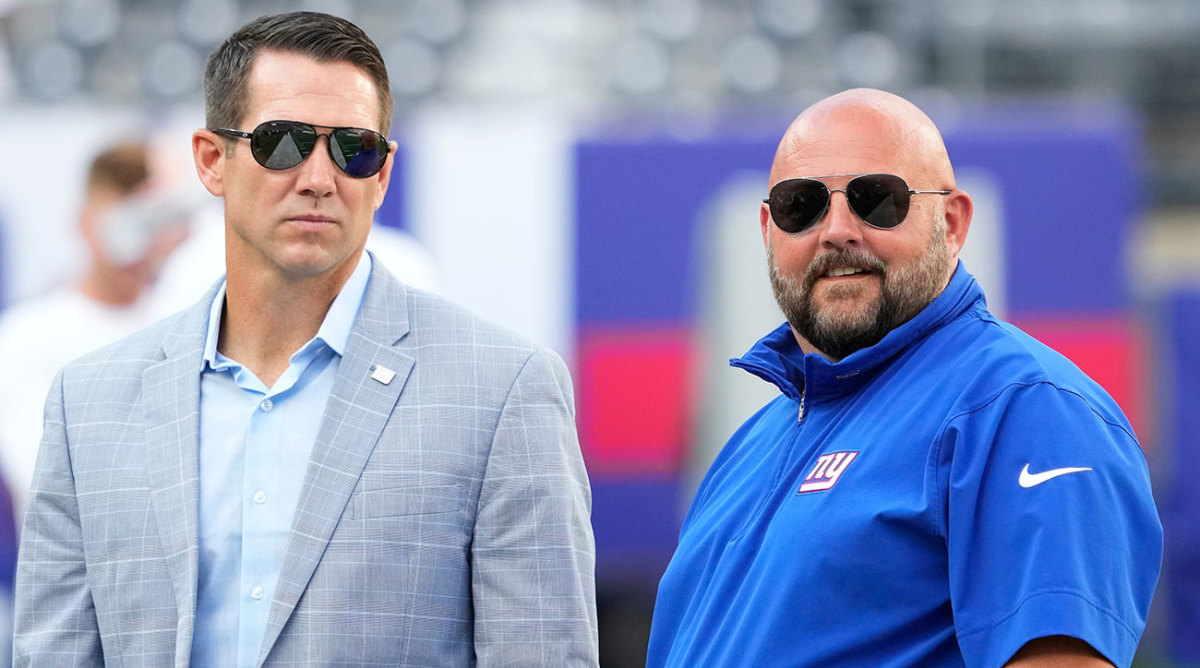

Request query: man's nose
[
  {"left": 817, "top": 190, "right": 864, "bottom": 247},
  {"left": 295, "top": 135, "right": 338, "bottom": 197}
]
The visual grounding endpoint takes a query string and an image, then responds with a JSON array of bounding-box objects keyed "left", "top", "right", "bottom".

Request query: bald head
[
  {"left": 769, "top": 88, "right": 955, "bottom": 190},
  {"left": 760, "top": 89, "right": 975, "bottom": 360}
]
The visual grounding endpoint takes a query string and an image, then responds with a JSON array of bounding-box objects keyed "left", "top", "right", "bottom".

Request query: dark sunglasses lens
[
  {"left": 846, "top": 174, "right": 910, "bottom": 229},
  {"left": 330, "top": 128, "right": 388, "bottom": 178},
  {"left": 251, "top": 122, "right": 315, "bottom": 170},
  {"left": 769, "top": 179, "right": 829, "bottom": 233}
]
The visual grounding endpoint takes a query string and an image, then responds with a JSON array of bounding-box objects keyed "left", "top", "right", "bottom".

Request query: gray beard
[{"left": 768, "top": 221, "right": 949, "bottom": 361}]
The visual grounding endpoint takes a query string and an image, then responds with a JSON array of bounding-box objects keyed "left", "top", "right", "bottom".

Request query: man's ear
[
  {"left": 943, "top": 189, "right": 973, "bottom": 261},
  {"left": 760, "top": 200, "right": 772, "bottom": 250},
  {"left": 192, "top": 130, "right": 227, "bottom": 197}
]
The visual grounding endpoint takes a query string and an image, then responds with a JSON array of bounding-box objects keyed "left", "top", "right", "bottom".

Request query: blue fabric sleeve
[{"left": 937, "top": 381, "right": 1162, "bottom": 668}]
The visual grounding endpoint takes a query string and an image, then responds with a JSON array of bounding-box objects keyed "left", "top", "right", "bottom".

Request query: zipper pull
[{"left": 797, "top": 390, "right": 805, "bottom": 423}]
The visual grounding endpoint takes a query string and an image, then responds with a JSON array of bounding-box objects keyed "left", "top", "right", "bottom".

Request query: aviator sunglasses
[
  {"left": 764, "top": 173, "right": 951, "bottom": 233},
  {"left": 211, "top": 120, "right": 391, "bottom": 178}
]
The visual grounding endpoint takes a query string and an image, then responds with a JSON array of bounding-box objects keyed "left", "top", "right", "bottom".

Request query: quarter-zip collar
[{"left": 732, "top": 261, "right": 984, "bottom": 406}]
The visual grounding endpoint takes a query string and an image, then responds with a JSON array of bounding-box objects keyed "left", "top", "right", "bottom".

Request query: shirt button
[
  {"left": 253, "top": 489, "right": 267, "bottom": 504},
  {"left": 260, "top": 398, "right": 274, "bottom": 412},
  {"left": 250, "top": 586, "right": 264, "bottom": 600}
]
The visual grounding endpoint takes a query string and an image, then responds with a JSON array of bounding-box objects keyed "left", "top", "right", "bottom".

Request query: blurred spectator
[{"left": 0, "top": 140, "right": 191, "bottom": 519}]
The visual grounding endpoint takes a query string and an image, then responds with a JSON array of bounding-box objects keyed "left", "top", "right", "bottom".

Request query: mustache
[{"left": 803, "top": 248, "right": 888, "bottom": 288}]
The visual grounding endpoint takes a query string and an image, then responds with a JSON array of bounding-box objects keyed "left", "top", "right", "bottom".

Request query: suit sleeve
[
  {"left": 472, "top": 347, "right": 599, "bottom": 667},
  {"left": 12, "top": 370, "right": 104, "bottom": 667}
]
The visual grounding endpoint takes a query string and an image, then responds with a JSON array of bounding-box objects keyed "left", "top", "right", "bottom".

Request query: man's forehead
[
  {"left": 245, "top": 50, "right": 376, "bottom": 93},
  {"left": 772, "top": 132, "right": 909, "bottom": 183},
  {"left": 772, "top": 107, "right": 949, "bottom": 187},
  {"left": 241, "top": 51, "right": 382, "bottom": 124}
]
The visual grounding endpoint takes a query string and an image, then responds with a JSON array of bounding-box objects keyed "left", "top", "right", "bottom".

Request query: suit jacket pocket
[{"left": 350, "top": 484, "right": 466, "bottom": 519}]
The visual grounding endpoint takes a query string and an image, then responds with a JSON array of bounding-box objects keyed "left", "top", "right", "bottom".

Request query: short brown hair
[
  {"left": 203, "top": 11, "right": 393, "bottom": 135},
  {"left": 87, "top": 141, "right": 148, "bottom": 196}
]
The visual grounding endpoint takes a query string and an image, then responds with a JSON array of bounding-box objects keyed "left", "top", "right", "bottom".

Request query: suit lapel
[
  {"left": 142, "top": 284, "right": 219, "bottom": 667},
  {"left": 258, "top": 259, "right": 413, "bottom": 665}
]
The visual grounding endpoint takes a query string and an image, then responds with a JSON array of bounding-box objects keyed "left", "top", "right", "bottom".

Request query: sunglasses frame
[
  {"left": 210, "top": 120, "right": 391, "bottom": 179},
  {"left": 763, "top": 173, "right": 952, "bottom": 233}
]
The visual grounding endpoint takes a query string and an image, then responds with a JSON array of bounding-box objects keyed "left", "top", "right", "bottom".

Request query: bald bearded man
[{"left": 647, "top": 89, "right": 1161, "bottom": 668}]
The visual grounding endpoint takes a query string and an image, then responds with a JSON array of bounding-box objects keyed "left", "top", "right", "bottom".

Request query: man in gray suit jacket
[{"left": 13, "top": 11, "right": 597, "bottom": 667}]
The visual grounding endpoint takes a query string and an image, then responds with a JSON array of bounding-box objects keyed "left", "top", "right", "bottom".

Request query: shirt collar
[{"left": 202, "top": 252, "right": 373, "bottom": 369}]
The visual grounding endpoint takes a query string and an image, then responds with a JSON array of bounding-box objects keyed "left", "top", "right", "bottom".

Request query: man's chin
[
  {"left": 811, "top": 319, "right": 876, "bottom": 345},
  {"left": 809, "top": 294, "right": 882, "bottom": 331},
  {"left": 811, "top": 291, "right": 880, "bottom": 324}
]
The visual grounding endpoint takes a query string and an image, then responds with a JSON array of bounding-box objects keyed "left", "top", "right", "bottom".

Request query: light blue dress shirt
[{"left": 190, "top": 254, "right": 372, "bottom": 667}]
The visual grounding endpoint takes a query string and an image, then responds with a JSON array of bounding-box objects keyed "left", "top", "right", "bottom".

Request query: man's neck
[{"left": 218, "top": 261, "right": 355, "bottom": 388}]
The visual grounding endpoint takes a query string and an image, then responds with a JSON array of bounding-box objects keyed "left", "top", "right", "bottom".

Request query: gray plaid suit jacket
[{"left": 13, "top": 257, "right": 598, "bottom": 667}]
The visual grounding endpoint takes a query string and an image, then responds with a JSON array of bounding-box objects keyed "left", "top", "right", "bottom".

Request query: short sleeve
[{"left": 939, "top": 381, "right": 1162, "bottom": 668}]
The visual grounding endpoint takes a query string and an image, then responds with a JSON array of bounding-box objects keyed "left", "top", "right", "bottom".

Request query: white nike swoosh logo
[{"left": 1019, "top": 463, "right": 1093, "bottom": 488}]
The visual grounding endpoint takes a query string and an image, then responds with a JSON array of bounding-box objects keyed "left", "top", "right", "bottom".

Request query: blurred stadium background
[{"left": 2, "top": 0, "right": 1199, "bottom": 666}]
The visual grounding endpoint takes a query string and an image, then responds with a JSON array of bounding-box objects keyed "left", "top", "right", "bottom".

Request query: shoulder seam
[{"left": 941, "top": 380, "right": 1137, "bottom": 444}]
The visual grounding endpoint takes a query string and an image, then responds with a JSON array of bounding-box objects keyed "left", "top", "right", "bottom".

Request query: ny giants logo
[{"left": 797, "top": 451, "right": 859, "bottom": 494}]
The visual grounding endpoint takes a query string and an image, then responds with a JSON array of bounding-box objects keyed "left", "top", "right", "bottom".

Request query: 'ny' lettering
[{"left": 798, "top": 451, "right": 859, "bottom": 493}]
